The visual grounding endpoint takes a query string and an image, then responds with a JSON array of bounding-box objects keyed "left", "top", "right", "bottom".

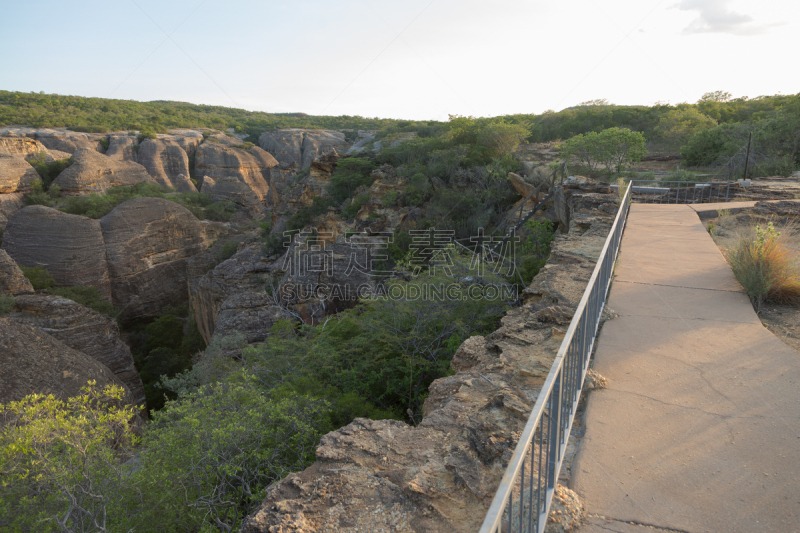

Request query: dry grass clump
[{"left": 725, "top": 221, "right": 800, "bottom": 312}]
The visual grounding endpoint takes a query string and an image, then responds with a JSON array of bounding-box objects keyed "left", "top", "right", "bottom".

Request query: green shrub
[
  {"left": 725, "top": 222, "right": 800, "bottom": 312},
  {"left": 381, "top": 189, "right": 400, "bottom": 206},
  {"left": 342, "top": 193, "right": 369, "bottom": 220},
  {"left": 25, "top": 179, "right": 61, "bottom": 207},
  {"left": 20, "top": 265, "right": 55, "bottom": 290},
  {"left": 50, "top": 285, "right": 116, "bottom": 317},
  {"left": 327, "top": 156, "right": 377, "bottom": 203},
  {"left": 28, "top": 152, "right": 73, "bottom": 188},
  {"left": 0, "top": 294, "right": 14, "bottom": 314},
  {"left": 216, "top": 240, "right": 239, "bottom": 262}
]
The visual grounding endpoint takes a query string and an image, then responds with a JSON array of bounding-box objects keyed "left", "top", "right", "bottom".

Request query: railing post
[{"left": 547, "top": 368, "right": 563, "bottom": 491}]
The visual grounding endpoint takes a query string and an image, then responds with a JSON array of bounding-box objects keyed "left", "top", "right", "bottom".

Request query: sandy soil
[{"left": 708, "top": 211, "right": 800, "bottom": 356}]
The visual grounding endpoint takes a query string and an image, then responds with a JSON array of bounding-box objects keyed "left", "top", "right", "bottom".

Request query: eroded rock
[
  {"left": 53, "top": 148, "right": 155, "bottom": 195},
  {"left": 0, "top": 248, "right": 33, "bottom": 294},
  {"left": 258, "top": 129, "right": 350, "bottom": 169},
  {"left": 137, "top": 139, "right": 197, "bottom": 192},
  {"left": 0, "top": 154, "right": 39, "bottom": 193},
  {"left": 194, "top": 142, "right": 276, "bottom": 202}
]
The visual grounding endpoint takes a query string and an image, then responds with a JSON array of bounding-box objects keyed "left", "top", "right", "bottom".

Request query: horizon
[{"left": 1, "top": 0, "right": 797, "bottom": 121}]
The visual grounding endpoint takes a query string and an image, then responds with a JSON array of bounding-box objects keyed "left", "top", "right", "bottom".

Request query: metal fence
[
  {"left": 478, "top": 183, "right": 632, "bottom": 533},
  {"left": 626, "top": 180, "right": 738, "bottom": 204}
]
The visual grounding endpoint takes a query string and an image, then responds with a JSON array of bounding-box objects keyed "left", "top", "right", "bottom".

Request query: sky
[{"left": 0, "top": 0, "right": 796, "bottom": 121}]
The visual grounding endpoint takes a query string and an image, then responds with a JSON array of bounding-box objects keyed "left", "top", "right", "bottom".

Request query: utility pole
[{"left": 743, "top": 131, "right": 752, "bottom": 180}]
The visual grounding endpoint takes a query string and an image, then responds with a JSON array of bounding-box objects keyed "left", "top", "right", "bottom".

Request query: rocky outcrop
[
  {"left": 0, "top": 318, "right": 128, "bottom": 405},
  {"left": 100, "top": 197, "right": 212, "bottom": 322},
  {"left": 0, "top": 193, "right": 24, "bottom": 229},
  {"left": 165, "top": 129, "right": 204, "bottom": 155},
  {"left": 0, "top": 135, "right": 48, "bottom": 157},
  {"left": 137, "top": 139, "right": 197, "bottom": 192},
  {"left": 6, "top": 293, "right": 146, "bottom": 407},
  {"left": 105, "top": 134, "right": 138, "bottom": 161},
  {"left": 258, "top": 129, "right": 350, "bottom": 169},
  {"left": 34, "top": 129, "right": 104, "bottom": 154},
  {"left": 0, "top": 249, "right": 33, "bottom": 294},
  {"left": 53, "top": 148, "right": 155, "bottom": 195},
  {"left": 200, "top": 176, "right": 261, "bottom": 210},
  {"left": 194, "top": 142, "right": 276, "bottom": 202},
  {"left": 240, "top": 180, "right": 618, "bottom": 533},
  {"left": 0, "top": 154, "right": 39, "bottom": 193},
  {"left": 2, "top": 206, "right": 112, "bottom": 299}
]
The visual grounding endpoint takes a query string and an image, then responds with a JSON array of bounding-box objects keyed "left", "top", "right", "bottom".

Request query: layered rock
[
  {"left": 0, "top": 154, "right": 39, "bottom": 193},
  {"left": 2, "top": 206, "right": 112, "bottom": 299},
  {"left": 0, "top": 135, "right": 48, "bottom": 157},
  {"left": 258, "top": 129, "right": 350, "bottom": 169},
  {"left": 7, "top": 293, "right": 146, "bottom": 407},
  {"left": 200, "top": 176, "right": 261, "bottom": 210},
  {"left": 137, "top": 139, "right": 197, "bottom": 192},
  {"left": 105, "top": 134, "right": 138, "bottom": 161},
  {"left": 165, "top": 129, "right": 204, "bottom": 155},
  {"left": 34, "top": 129, "right": 104, "bottom": 154},
  {"left": 0, "top": 248, "right": 33, "bottom": 294},
  {"left": 53, "top": 148, "right": 155, "bottom": 195},
  {"left": 0, "top": 318, "right": 128, "bottom": 405},
  {"left": 240, "top": 180, "right": 618, "bottom": 532},
  {"left": 0, "top": 192, "right": 24, "bottom": 229},
  {"left": 100, "top": 197, "right": 211, "bottom": 322},
  {"left": 194, "top": 142, "right": 276, "bottom": 202}
]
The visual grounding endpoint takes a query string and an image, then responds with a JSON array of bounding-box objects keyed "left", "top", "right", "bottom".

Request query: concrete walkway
[{"left": 571, "top": 204, "right": 800, "bottom": 533}]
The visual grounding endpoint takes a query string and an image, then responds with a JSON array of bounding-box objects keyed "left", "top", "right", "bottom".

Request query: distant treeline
[{"left": 2, "top": 90, "right": 799, "bottom": 174}]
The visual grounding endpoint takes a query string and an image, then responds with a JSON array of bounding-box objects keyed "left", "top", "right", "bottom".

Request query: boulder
[
  {"left": 165, "top": 129, "right": 204, "bottom": 155},
  {"left": 0, "top": 135, "right": 47, "bottom": 157},
  {"left": 53, "top": 148, "right": 155, "bottom": 195},
  {"left": 105, "top": 134, "right": 138, "bottom": 161},
  {"left": 0, "top": 192, "right": 24, "bottom": 229},
  {"left": 0, "top": 249, "right": 33, "bottom": 294},
  {"left": 137, "top": 139, "right": 197, "bottom": 192},
  {"left": 2, "top": 206, "right": 112, "bottom": 299},
  {"left": 7, "top": 293, "right": 145, "bottom": 407},
  {"left": 0, "top": 318, "right": 128, "bottom": 405},
  {"left": 258, "top": 129, "right": 349, "bottom": 168},
  {"left": 34, "top": 129, "right": 104, "bottom": 154},
  {"left": 194, "top": 142, "right": 276, "bottom": 201},
  {"left": 200, "top": 175, "right": 262, "bottom": 210},
  {"left": 0, "top": 154, "right": 39, "bottom": 193},
  {"left": 100, "top": 197, "right": 211, "bottom": 322}
]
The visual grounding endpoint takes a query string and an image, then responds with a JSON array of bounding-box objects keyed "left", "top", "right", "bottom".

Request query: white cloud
[{"left": 674, "top": 0, "right": 781, "bottom": 35}]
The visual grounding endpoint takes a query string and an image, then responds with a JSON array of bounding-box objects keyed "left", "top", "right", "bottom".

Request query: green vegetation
[
  {"left": 0, "top": 294, "right": 14, "bottom": 314},
  {"left": 20, "top": 265, "right": 117, "bottom": 317},
  {"left": 725, "top": 222, "right": 800, "bottom": 312},
  {"left": 27, "top": 152, "right": 73, "bottom": 188},
  {"left": 20, "top": 265, "right": 56, "bottom": 290},
  {"left": 516, "top": 220, "right": 556, "bottom": 286},
  {"left": 560, "top": 127, "right": 646, "bottom": 178}
]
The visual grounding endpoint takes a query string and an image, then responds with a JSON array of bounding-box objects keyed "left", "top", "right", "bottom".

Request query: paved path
[{"left": 571, "top": 204, "right": 800, "bottom": 533}]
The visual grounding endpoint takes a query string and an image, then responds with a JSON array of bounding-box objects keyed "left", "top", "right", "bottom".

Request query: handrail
[{"left": 478, "top": 181, "right": 633, "bottom": 533}]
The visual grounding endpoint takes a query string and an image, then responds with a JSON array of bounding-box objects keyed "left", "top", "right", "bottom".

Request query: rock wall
[
  {"left": 137, "top": 139, "right": 197, "bottom": 192},
  {"left": 53, "top": 148, "right": 155, "bottom": 195},
  {"left": 194, "top": 142, "right": 276, "bottom": 202},
  {"left": 0, "top": 154, "right": 39, "bottom": 194},
  {"left": 258, "top": 129, "right": 350, "bottom": 169},
  {"left": 2, "top": 205, "right": 113, "bottom": 299},
  {"left": 100, "top": 197, "right": 213, "bottom": 322},
  {"left": 0, "top": 135, "right": 48, "bottom": 157},
  {"left": 240, "top": 180, "right": 617, "bottom": 533},
  {"left": 105, "top": 134, "right": 138, "bottom": 161},
  {"left": 34, "top": 129, "right": 104, "bottom": 154},
  {"left": 0, "top": 318, "right": 129, "bottom": 405}
]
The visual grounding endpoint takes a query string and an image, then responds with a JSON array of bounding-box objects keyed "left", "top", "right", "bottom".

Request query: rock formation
[
  {"left": 0, "top": 154, "right": 39, "bottom": 193},
  {"left": 105, "top": 134, "right": 138, "bottom": 161},
  {"left": 0, "top": 193, "right": 24, "bottom": 229},
  {"left": 200, "top": 176, "right": 262, "bottom": 210},
  {"left": 0, "top": 135, "right": 48, "bottom": 158},
  {"left": 33, "top": 129, "right": 104, "bottom": 154},
  {"left": 0, "top": 318, "right": 129, "bottom": 405},
  {"left": 137, "top": 139, "right": 197, "bottom": 192},
  {"left": 100, "top": 197, "right": 212, "bottom": 322},
  {"left": 194, "top": 142, "right": 276, "bottom": 202},
  {"left": 2, "top": 205, "right": 112, "bottom": 299},
  {"left": 240, "top": 178, "right": 618, "bottom": 533},
  {"left": 0, "top": 249, "right": 33, "bottom": 294},
  {"left": 258, "top": 129, "right": 350, "bottom": 169},
  {"left": 164, "top": 129, "right": 204, "bottom": 155},
  {"left": 6, "top": 293, "right": 146, "bottom": 407},
  {"left": 53, "top": 148, "right": 155, "bottom": 195}
]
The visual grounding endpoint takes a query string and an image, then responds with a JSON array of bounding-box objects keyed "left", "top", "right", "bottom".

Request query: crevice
[
  {"left": 587, "top": 514, "right": 691, "bottom": 532},
  {"left": 614, "top": 279, "right": 744, "bottom": 294}
]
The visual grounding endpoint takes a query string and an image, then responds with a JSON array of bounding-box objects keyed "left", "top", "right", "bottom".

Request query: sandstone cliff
[
  {"left": 0, "top": 135, "right": 48, "bottom": 158},
  {"left": 0, "top": 249, "right": 33, "bottom": 294},
  {"left": 105, "top": 134, "right": 138, "bottom": 161},
  {"left": 240, "top": 180, "right": 616, "bottom": 533},
  {"left": 6, "top": 293, "right": 146, "bottom": 408},
  {"left": 0, "top": 318, "right": 129, "bottom": 405},
  {"left": 0, "top": 154, "right": 39, "bottom": 194},
  {"left": 137, "top": 138, "right": 197, "bottom": 192},
  {"left": 100, "top": 197, "right": 213, "bottom": 322},
  {"left": 34, "top": 129, "right": 104, "bottom": 154},
  {"left": 2, "top": 205, "right": 113, "bottom": 299},
  {"left": 194, "top": 142, "right": 277, "bottom": 203},
  {"left": 258, "top": 129, "right": 350, "bottom": 169},
  {"left": 53, "top": 148, "right": 156, "bottom": 195}
]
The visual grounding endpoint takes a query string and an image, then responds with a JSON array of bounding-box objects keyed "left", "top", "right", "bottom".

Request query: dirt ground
[{"left": 708, "top": 210, "right": 800, "bottom": 356}]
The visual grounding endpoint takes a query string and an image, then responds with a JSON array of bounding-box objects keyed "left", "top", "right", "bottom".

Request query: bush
[
  {"left": 20, "top": 265, "right": 55, "bottom": 290},
  {"left": 0, "top": 294, "right": 14, "bottom": 314},
  {"left": 725, "top": 222, "right": 800, "bottom": 312},
  {"left": 50, "top": 285, "right": 116, "bottom": 317},
  {"left": 25, "top": 179, "right": 61, "bottom": 207},
  {"left": 561, "top": 127, "right": 647, "bottom": 176},
  {"left": 28, "top": 152, "right": 73, "bottom": 188}
]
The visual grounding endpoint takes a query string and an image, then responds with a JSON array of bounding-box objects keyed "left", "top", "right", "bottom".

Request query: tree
[
  {"left": 476, "top": 122, "right": 530, "bottom": 156},
  {"left": 698, "top": 90, "right": 732, "bottom": 103},
  {"left": 561, "top": 127, "right": 647, "bottom": 176},
  {"left": 654, "top": 107, "right": 717, "bottom": 151}
]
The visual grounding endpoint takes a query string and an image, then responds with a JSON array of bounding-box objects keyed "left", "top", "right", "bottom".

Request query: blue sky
[{"left": 0, "top": 0, "right": 795, "bottom": 120}]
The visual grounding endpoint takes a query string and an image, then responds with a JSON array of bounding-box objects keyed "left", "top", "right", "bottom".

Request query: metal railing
[
  {"left": 625, "top": 180, "right": 739, "bottom": 204},
  {"left": 479, "top": 182, "right": 633, "bottom": 533}
]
